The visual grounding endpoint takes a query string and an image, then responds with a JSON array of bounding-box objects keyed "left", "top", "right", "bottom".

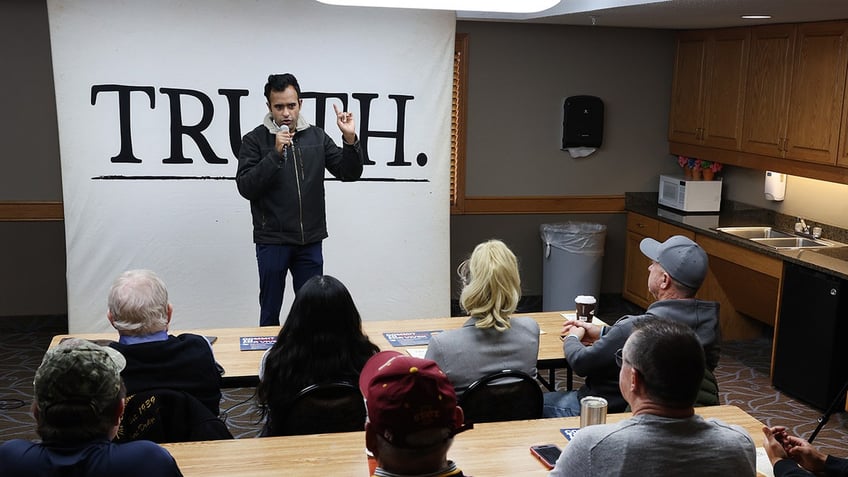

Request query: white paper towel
[{"left": 567, "top": 147, "right": 596, "bottom": 158}]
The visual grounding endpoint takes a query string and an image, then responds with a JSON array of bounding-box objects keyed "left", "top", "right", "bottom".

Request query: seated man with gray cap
[
  {"left": 0, "top": 338, "right": 183, "bottom": 476},
  {"left": 543, "top": 235, "right": 720, "bottom": 417},
  {"left": 360, "top": 350, "right": 470, "bottom": 477}
]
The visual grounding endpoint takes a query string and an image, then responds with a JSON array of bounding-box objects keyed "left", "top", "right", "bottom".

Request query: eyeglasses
[
  {"left": 614, "top": 348, "right": 627, "bottom": 368},
  {"left": 614, "top": 348, "right": 642, "bottom": 375},
  {"left": 456, "top": 259, "right": 471, "bottom": 287}
]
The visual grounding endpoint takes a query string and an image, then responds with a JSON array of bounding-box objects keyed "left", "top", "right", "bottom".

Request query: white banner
[{"left": 47, "top": 0, "right": 454, "bottom": 332}]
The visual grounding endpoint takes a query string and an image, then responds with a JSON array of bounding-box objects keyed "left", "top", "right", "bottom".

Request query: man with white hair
[{"left": 107, "top": 269, "right": 222, "bottom": 417}]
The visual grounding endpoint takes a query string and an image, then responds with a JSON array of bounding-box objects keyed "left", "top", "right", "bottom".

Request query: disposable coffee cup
[
  {"left": 575, "top": 295, "right": 597, "bottom": 322},
  {"left": 579, "top": 396, "right": 607, "bottom": 427}
]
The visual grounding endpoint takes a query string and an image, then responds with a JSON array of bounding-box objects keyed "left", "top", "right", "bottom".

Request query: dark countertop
[{"left": 625, "top": 192, "right": 848, "bottom": 281}]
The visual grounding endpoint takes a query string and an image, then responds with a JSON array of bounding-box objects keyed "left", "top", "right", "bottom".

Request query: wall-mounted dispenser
[
  {"left": 765, "top": 171, "right": 786, "bottom": 201},
  {"left": 562, "top": 95, "right": 603, "bottom": 158}
]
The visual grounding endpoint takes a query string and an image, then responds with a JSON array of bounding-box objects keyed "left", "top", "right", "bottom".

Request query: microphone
[{"left": 280, "top": 124, "right": 289, "bottom": 162}]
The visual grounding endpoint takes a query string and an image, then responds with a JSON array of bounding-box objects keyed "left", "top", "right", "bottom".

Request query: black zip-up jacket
[{"left": 236, "top": 115, "right": 364, "bottom": 245}]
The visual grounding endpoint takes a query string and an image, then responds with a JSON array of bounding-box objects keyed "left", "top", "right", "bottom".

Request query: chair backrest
[
  {"left": 270, "top": 382, "right": 366, "bottom": 437},
  {"left": 459, "top": 370, "right": 543, "bottom": 424},
  {"left": 116, "top": 388, "right": 233, "bottom": 444}
]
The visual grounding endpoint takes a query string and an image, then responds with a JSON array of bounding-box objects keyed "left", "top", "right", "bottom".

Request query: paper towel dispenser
[
  {"left": 765, "top": 171, "right": 786, "bottom": 201},
  {"left": 562, "top": 95, "right": 604, "bottom": 149}
]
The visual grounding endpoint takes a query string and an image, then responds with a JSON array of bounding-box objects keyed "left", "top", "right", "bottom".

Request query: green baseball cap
[{"left": 34, "top": 338, "right": 126, "bottom": 413}]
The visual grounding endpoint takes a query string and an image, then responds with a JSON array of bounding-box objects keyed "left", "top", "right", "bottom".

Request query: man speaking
[{"left": 237, "top": 73, "right": 364, "bottom": 326}]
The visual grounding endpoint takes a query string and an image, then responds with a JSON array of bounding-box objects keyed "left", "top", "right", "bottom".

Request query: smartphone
[{"left": 530, "top": 444, "right": 562, "bottom": 470}]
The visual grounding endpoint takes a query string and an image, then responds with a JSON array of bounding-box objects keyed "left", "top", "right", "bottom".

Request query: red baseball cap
[{"left": 359, "top": 351, "right": 462, "bottom": 448}]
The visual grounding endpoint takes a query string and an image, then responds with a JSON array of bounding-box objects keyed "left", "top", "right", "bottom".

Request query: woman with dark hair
[{"left": 256, "top": 275, "right": 379, "bottom": 436}]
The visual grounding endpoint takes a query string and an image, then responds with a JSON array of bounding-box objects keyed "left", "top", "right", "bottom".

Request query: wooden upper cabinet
[
  {"left": 785, "top": 21, "right": 848, "bottom": 165},
  {"left": 669, "top": 32, "right": 708, "bottom": 145},
  {"left": 741, "top": 24, "right": 795, "bottom": 157},
  {"left": 669, "top": 29, "right": 748, "bottom": 150},
  {"left": 840, "top": 73, "right": 848, "bottom": 167},
  {"left": 702, "top": 29, "right": 750, "bottom": 150},
  {"left": 742, "top": 22, "right": 848, "bottom": 164}
]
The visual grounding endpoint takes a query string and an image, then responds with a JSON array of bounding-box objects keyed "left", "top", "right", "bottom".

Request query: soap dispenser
[{"left": 764, "top": 171, "right": 786, "bottom": 201}]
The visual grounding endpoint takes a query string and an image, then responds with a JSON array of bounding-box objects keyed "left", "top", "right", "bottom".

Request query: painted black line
[{"left": 90, "top": 175, "right": 429, "bottom": 182}]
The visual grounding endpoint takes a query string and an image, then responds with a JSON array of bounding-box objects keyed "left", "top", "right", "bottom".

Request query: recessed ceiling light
[
  {"left": 741, "top": 15, "right": 772, "bottom": 19},
  {"left": 315, "top": 0, "right": 560, "bottom": 14}
]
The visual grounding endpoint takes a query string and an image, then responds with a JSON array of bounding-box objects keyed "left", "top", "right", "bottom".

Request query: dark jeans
[{"left": 256, "top": 242, "right": 323, "bottom": 326}]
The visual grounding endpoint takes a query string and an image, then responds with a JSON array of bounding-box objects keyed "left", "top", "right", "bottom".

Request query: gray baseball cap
[
  {"left": 639, "top": 235, "right": 708, "bottom": 289},
  {"left": 34, "top": 338, "right": 126, "bottom": 413}
]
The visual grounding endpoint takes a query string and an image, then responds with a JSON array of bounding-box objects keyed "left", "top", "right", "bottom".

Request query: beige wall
[
  {"left": 0, "top": 222, "right": 67, "bottom": 316},
  {"left": 1, "top": 0, "right": 66, "bottom": 318},
  {"left": 723, "top": 167, "right": 848, "bottom": 229},
  {"left": 0, "top": 0, "right": 61, "bottom": 200},
  {"left": 459, "top": 21, "right": 677, "bottom": 196},
  {"left": 452, "top": 21, "right": 676, "bottom": 300}
]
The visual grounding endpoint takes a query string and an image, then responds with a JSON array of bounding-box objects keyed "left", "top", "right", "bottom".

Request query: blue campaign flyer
[
  {"left": 383, "top": 330, "right": 442, "bottom": 347},
  {"left": 560, "top": 428, "right": 580, "bottom": 441},
  {"left": 239, "top": 335, "right": 277, "bottom": 351}
]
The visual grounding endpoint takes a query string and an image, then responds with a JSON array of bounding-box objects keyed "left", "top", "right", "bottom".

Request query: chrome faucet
[
  {"left": 797, "top": 217, "right": 809, "bottom": 235},
  {"left": 796, "top": 218, "right": 823, "bottom": 239}
]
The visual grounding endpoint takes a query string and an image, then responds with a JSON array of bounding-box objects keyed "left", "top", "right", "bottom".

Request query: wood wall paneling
[
  {"left": 0, "top": 202, "right": 64, "bottom": 222},
  {"left": 460, "top": 195, "right": 625, "bottom": 215}
]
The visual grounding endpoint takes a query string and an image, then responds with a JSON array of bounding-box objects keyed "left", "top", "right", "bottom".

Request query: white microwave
[{"left": 658, "top": 174, "right": 722, "bottom": 212}]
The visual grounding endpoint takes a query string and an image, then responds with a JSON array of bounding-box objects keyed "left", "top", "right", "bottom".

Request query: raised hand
[{"left": 333, "top": 103, "right": 356, "bottom": 144}]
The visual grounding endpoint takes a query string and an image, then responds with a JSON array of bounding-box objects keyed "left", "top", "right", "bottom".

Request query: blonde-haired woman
[{"left": 425, "top": 239, "right": 540, "bottom": 397}]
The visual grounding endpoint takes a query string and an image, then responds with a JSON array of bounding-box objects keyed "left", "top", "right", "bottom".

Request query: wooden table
[
  {"left": 50, "top": 311, "right": 588, "bottom": 388},
  {"left": 162, "top": 405, "right": 765, "bottom": 476}
]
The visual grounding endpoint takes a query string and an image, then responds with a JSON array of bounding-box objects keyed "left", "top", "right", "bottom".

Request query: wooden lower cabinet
[
  {"left": 622, "top": 213, "right": 782, "bottom": 340},
  {"left": 623, "top": 230, "right": 653, "bottom": 308},
  {"left": 697, "top": 235, "right": 782, "bottom": 340}
]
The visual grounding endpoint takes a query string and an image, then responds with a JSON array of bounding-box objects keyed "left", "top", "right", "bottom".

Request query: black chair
[
  {"left": 459, "top": 370, "right": 543, "bottom": 424},
  {"left": 116, "top": 388, "right": 233, "bottom": 443},
  {"left": 264, "top": 382, "right": 366, "bottom": 437}
]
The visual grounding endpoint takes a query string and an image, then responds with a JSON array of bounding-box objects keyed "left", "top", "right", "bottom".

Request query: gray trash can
[{"left": 540, "top": 222, "right": 606, "bottom": 312}]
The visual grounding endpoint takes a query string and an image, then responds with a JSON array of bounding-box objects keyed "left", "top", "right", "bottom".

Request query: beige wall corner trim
[
  {"left": 0, "top": 201, "right": 64, "bottom": 222},
  {"left": 458, "top": 195, "right": 625, "bottom": 215}
]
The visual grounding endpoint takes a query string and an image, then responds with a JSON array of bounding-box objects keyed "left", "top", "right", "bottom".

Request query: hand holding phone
[{"left": 530, "top": 444, "right": 562, "bottom": 470}]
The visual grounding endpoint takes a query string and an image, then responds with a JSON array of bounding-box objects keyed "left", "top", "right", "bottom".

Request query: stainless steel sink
[
  {"left": 715, "top": 226, "right": 794, "bottom": 239},
  {"left": 715, "top": 226, "right": 845, "bottom": 249},
  {"left": 716, "top": 226, "right": 845, "bottom": 250},
  {"left": 752, "top": 237, "right": 831, "bottom": 249}
]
